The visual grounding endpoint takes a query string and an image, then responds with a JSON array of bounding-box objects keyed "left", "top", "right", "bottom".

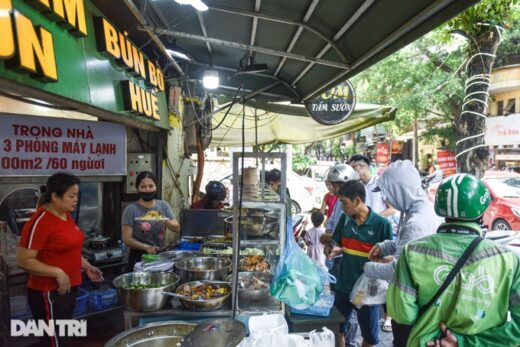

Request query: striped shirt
[{"left": 332, "top": 208, "right": 393, "bottom": 295}]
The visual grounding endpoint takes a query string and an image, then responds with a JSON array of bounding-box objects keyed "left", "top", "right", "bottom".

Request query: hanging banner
[
  {"left": 437, "top": 150, "right": 456, "bottom": 176},
  {"left": 376, "top": 143, "right": 389, "bottom": 164},
  {"left": 0, "top": 114, "right": 126, "bottom": 176}
]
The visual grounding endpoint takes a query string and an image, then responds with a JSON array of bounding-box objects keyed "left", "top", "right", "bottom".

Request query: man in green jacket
[{"left": 387, "top": 173, "right": 520, "bottom": 347}]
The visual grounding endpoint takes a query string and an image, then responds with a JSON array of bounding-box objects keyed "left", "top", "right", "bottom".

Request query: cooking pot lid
[{"left": 180, "top": 319, "right": 245, "bottom": 347}]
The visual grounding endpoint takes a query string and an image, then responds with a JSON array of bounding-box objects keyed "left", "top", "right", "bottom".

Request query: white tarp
[{"left": 210, "top": 101, "right": 396, "bottom": 147}]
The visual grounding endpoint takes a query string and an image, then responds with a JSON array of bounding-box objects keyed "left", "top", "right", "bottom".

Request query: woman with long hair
[{"left": 122, "top": 171, "right": 180, "bottom": 271}]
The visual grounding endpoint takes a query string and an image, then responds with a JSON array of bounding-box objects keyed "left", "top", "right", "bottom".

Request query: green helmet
[{"left": 434, "top": 173, "right": 491, "bottom": 220}]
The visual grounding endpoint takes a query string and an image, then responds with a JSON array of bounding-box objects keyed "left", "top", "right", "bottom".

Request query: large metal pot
[
  {"left": 224, "top": 215, "right": 278, "bottom": 237},
  {"left": 104, "top": 321, "right": 196, "bottom": 347},
  {"left": 175, "top": 280, "right": 231, "bottom": 311},
  {"left": 157, "top": 250, "right": 204, "bottom": 260},
  {"left": 175, "top": 256, "right": 231, "bottom": 282},
  {"left": 225, "top": 272, "right": 273, "bottom": 301},
  {"left": 113, "top": 272, "right": 180, "bottom": 312}
]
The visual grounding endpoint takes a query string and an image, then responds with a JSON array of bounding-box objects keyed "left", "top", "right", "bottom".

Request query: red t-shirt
[
  {"left": 323, "top": 193, "right": 338, "bottom": 218},
  {"left": 19, "top": 208, "right": 84, "bottom": 291}
]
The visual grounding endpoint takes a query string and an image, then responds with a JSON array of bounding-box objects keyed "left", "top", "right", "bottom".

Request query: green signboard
[{"left": 0, "top": 0, "right": 169, "bottom": 129}]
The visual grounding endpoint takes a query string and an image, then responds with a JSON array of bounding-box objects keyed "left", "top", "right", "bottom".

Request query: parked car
[
  {"left": 428, "top": 171, "right": 520, "bottom": 231},
  {"left": 210, "top": 169, "right": 319, "bottom": 214},
  {"left": 302, "top": 161, "right": 336, "bottom": 209}
]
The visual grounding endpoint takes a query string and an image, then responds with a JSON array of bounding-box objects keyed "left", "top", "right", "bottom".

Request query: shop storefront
[
  {"left": 485, "top": 113, "right": 520, "bottom": 170},
  {"left": 0, "top": 0, "right": 176, "bottom": 342}
]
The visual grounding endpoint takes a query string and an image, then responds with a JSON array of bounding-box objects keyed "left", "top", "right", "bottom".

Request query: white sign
[
  {"left": 485, "top": 113, "right": 520, "bottom": 146},
  {"left": 0, "top": 114, "right": 126, "bottom": 176},
  {"left": 495, "top": 154, "right": 520, "bottom": 161},
  {"left": 11, "top": 319, "right": 87, "bottom": 337}
]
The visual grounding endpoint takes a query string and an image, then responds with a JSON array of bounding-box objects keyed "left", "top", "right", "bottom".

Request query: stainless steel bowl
[
  {"left": 225, "top": 272, "right": 273, "bottom": 301},
  {"left": 104, "top": 321, "right": 196, "bottom": 347},
  {"left": 224, "top": 215, "right": 278, "bottom": 237},
  {"left": 157, "top": 250, "right": 204, "bottom": 260},
  {"left": 113, "top": 272, "right": 180, "bottom": 312},
  {"left": 175, "top": 280, "right": 231, "bottom": 311},
  {"left": 175, "top": 257, "right": 231, "bottom": 282}
]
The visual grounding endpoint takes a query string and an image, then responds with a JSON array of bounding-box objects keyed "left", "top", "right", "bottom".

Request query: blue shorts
[{"left": 334, "top": 291, "right": 380, "bottom": 345}]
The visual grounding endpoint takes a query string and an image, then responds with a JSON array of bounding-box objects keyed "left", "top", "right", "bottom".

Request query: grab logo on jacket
[{"left": 433, "top": 265, "right": 494, "bottom": 294}]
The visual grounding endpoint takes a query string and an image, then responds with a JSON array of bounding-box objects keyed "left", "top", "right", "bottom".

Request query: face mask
[{"left": 139, "top": 191, "right": 157, "bottom": 201}]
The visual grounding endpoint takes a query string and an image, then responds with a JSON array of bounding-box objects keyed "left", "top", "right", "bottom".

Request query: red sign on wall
[
  {"left": 437, "top": 150, "right": 457, "bottom": 176},
  {"left": 376, "top": 143, "right": 389, "bottom": 164}
]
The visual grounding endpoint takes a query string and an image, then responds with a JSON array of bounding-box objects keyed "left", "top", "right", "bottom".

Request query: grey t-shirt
[{"left": 122, "top": 200, "right": 175, "bottom": 247}]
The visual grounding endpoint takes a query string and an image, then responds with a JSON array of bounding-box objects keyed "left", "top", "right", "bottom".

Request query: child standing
[{"left": 304, "top": 211, "right": 326, "bottom": 267}]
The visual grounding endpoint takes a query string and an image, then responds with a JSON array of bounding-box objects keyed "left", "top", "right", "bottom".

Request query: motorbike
[{"left": 291, "top": 214, "right": 308, "bottom": 250}]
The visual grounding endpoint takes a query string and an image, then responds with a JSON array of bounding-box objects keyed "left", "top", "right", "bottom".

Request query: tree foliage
[{"left": 351, "top": 0, "right": 519, "bottom": 165}]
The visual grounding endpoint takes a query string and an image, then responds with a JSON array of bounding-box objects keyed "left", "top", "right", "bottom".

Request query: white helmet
[{"left": 326, "top": 164, "right": 359, "bottom": 183}]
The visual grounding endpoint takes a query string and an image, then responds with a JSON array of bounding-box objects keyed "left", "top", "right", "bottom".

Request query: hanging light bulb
[{"left": 203, "top": 70, "right": 219, "bottom": 89}]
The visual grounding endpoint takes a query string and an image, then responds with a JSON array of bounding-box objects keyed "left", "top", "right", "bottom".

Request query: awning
[
  {"left": 210, "top": 101, "right": 396, "bottom": 146},
  {"left": 94, "top": 0, "right": 480, "bottom": 105}
]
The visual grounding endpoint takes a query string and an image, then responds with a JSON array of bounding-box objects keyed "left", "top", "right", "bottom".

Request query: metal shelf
[{"left": 230, "top": 152, "right": 287, "bottom": 317}]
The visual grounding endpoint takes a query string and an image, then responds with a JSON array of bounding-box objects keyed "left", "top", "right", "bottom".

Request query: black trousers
[
  {"left": 391, "top": 319, "right": 413, "bottom": 347},
  {"left": 27, "top": 287, "right": 77, "bottom": 347}
]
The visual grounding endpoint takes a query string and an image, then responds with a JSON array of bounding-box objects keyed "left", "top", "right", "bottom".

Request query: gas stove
[{"left": 82, "top": 245, "right": 124, "bottom": 265}]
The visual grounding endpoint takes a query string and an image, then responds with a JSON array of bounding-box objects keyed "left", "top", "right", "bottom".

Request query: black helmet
[{"left": 205, "top": 181, "right": 226, "bottom": 201}]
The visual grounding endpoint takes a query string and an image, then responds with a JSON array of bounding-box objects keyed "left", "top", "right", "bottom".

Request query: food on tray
[
  {"left": 136, "top": 210, "right": 166, "bottom": 221},
  {"left": 206, "top": 235, "right": 232, "bottom": 243},
  {"left": 238, "top": 275, "right": 268, "bottom": 290},
  {"left": 123, "top": 282, "right": 163, "bottom": 289},
  {"left": 240, "top": 248, "right": 264, "bottom": 256},
  {"left": 239, "top": 255, "right": 270, "bottom": 272},
  {"left": 202, "top": 246, "right": 233, "bottom": 254},
  {"left": 177, "top": 283, "right": 230, "bottom": 300}
]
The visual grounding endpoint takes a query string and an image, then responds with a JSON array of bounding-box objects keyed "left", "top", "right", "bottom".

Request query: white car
[{"left": 210, "top": 170, "right": 318, "bottom": 213}]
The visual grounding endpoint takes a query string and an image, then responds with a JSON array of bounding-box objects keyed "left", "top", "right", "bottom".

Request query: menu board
[{"left": 0, "top": 114, "right": 126, "bottom": 176}]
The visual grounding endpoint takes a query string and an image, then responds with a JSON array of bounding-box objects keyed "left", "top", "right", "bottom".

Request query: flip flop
[{"left": 382, "top": 319, "right": 392, "bottom": 333}]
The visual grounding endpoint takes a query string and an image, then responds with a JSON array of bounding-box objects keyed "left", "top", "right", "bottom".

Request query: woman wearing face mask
[{"left": 122, "top": 171, "right": 180, "bottom": 271}]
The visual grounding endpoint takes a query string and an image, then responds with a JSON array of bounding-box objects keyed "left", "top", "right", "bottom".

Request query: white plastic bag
[
  {"left": 309, "top": 327, "right": 335, "bottom": 347},
  {"left": 349, "top": 274, "right": 388, "bottom": 309}
]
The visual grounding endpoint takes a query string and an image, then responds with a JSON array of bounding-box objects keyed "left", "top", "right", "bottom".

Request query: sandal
[{"left": 382, "top": 318, "right": 393, "bottom": 333}]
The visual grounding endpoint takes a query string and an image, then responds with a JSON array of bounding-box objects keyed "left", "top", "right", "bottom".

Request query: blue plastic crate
[
  {"left": 73, "top": 287, "right": 89, "bottom": 317},
  {"left": 290, "top": 292, "right": 335, "bottom": 317},
  {"left": 88, "top": 287, "right": 118, "bottom": 311}
]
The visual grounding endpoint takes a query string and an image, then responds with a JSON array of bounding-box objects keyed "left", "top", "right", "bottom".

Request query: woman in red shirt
[{"left": 17, "top": 173, "right": 103, "bottom": 347}]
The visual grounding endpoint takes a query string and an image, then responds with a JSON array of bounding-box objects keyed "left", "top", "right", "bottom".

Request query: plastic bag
[
  {"left": 309, "top": 327, "right": 335, "bottom": 347},
  {"left": 0, "top": 222, "right": 20, "bottom": 272},
  {"left": 349, "top": 274, "right": 388, "bottom": 309},
  {"left": 270, "top": 220, "right": 331, "bottom": 308}
]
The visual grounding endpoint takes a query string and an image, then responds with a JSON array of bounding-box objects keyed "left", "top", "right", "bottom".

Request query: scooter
[{"left": 291, "top": 214, "right": 308, "bottom": 250}]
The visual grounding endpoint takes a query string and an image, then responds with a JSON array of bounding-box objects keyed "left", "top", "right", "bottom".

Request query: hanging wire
[{"left": 183, "top": 65, "right": 242, "bottom": 131}]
